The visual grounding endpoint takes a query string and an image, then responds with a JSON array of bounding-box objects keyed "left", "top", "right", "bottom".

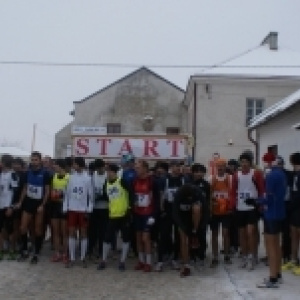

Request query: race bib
[
  {"left": 213, "top": 191, "right": 228, "bottom": 200},
  {"left": 72, "top": 186, "right": 84, "bottom": 200},
  {"left": 107, "top": 186, "right": 120, "bottom": 201},
  {"left": 166, "top": 188, "right": 177, "bottom": 203},
  {"left": 238, "top": 192, "right": 251, "bottom": 205},
  {"left": 27, "top": 184, "right": 43, "bottom": 200},
  {"left": 136, "top": 193, "right": 150, "bottom": 207}
]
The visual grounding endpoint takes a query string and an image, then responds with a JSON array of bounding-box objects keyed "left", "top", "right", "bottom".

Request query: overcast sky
[{"left": 1, "top": 0, "right": 300, "bottom": 156}]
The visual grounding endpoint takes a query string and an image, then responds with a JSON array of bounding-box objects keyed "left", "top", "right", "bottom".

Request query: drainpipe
[
  {"left": 192, "top": 82, "right": 197, "bottom": 161},
  {"left": 248, "top": 128, "right": 259, "bottom": 166}
]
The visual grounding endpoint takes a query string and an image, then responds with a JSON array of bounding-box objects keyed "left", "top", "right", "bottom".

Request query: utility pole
[{"left": 31, "top": 123, "right": 37, "bottom": 152}]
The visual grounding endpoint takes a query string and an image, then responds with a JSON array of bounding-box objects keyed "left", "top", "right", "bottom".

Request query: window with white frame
[{"left": 246, "top": 98, "right": 265, "bottom": 125}]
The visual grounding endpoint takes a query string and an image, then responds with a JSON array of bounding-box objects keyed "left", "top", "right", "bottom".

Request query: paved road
[{"left": 0, "top": 245, "right": 300, "bottom": 300}]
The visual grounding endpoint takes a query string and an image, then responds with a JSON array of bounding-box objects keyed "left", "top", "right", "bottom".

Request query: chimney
[{"left": 261, "top": 32, "right": 278, "bottom": 50}]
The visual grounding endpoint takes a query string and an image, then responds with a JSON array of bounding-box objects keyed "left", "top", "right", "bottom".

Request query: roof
[
  {"left": 74, "top": 67, "right": 184, "bottom": 104},
  {"left": 248, "top": 88, "right": 300, "bottom": 129},
  {"left": 0, "top": 146, "right": 30, "bottom": 157},
  {"left": 196, "top": 45, "right": 300, "bottom": 78}
]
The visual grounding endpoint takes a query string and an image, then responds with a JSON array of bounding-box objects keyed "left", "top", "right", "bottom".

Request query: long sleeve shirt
[
  {"left": 258, "top": 166, "right": 286, "bottom": 220},
  {"left": 63, "top": 171, "right": 93, "bottom": 213}
]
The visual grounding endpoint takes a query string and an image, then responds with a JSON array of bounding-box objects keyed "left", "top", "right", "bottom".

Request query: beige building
[
  {"left": 55, "top": 67, "right": 185, "bottom": 158},
  {"left": 249, "top": 89, "right": 300, "bottom": 169},
  {"left": 184, "top": 32, "right": 300, "bottom": 166}
]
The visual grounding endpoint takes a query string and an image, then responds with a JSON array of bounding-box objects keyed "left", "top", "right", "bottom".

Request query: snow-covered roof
[
  {"left": 249, "top": 88, "right": 300, "bottom": 129},
  {"left": 198, "top": 45, "right": 300, "bottom": 78},
  {"left": 0, "top": 146, "right": 30, "bottom": 157}
]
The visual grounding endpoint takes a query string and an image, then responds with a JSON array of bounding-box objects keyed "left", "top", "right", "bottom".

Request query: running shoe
[
  {"left": 118, "top": 262, "right": 126, "bottom": 271},
  {"left": 282, "top": 261, "right": 296, "bottom": 271},
  {"left": 239, "top": 257, "right": 247, "bottom": 268},
  {"left": 180, "top": 266, "right": 191, "bottom": 278},
  {"left": 134, "top": 261, "right": 145, "bottom": 271},
  {"left": 62, "top": 253, "right": 68, "bottom": 264},
  {"left": 97, "top": 261, "right": 106, "bottom": 270},
  {"left": 30, "top": 255, "right": 38, "bottom": 264},
  {"left": 82, "top": 259, "right": 88, "bottom": 268},
  {"left": 293, "top": 266, "right": 300, "bottom": 276},
  {"left": 7, "top": 251, "right": 17, "bottom": 261},
  {"left": 171, "top": 260, "right": 180, "bottom": 270},
  {"left": 247, "top": 258, "right": 255, "bottom": 271},
  {"left": 224, "top": 256, "right": 232, "bottom": 265},
  {"left": 264, "top": 277, "right": 283, "bottom": 285},
  {"left": 154, "top": 262, "right": 163, "bottom": 272},
  {"left": 210, "top": 259, "right": 219, "bottom": 268},
  {"left": 51, "top": 253, "right": 62, "bottom": 262},
  {"left": 257, "top": 280, "right": 279, "bottom": 288},
  {"left": 17, "top": 251, "right": 29, "bottom": 262},
  {"left": 143, "top": 264, "right": 152, "bottom": 272}
]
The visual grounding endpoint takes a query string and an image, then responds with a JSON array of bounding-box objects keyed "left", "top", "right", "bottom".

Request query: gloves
[
  {"left": 245, "top": 198, "right": 257, "bottom": 207},
  {"left": 147, "top": 217, "right": 155, "bottom": 226}
]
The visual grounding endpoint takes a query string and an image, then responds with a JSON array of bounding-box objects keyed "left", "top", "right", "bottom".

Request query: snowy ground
[{"left": 0, "top": 241, "right": 299, "bottom": 300}]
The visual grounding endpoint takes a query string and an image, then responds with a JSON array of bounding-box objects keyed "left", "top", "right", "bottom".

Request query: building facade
[
  {"left": 184, "top": 32, "right": 300, "bottom": 166},
  {"left": 249, "top": 89, "right": 300, "bottom": 169},
  {"left": 55, "top": 67, "right": 185, "bottom": 158}
]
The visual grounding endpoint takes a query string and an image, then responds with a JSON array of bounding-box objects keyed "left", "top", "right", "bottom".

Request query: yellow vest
[
  {"left": 106, "top": 178, "right": 128, "bottom": 218},
  {"left": 51, "top": 173, "right": 69, "bottom": 201}
]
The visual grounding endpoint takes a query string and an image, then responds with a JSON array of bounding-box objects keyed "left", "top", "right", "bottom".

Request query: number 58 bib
[{"left": 27, "top": 184, "right": 43, "bottom": 200}]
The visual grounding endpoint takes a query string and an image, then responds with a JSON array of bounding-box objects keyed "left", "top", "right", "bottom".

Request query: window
[
  {"left": 166, "top": 127, "right": 180, "bottom": 135},
  {"left": 246, "top": 98, "right": 265, "bottom": 125},
  {"left": 205, "top": 83, "right": 212, "bottom": 99},
  {"left": 107, "top": 123, "right": 121, "bottom": 134}
]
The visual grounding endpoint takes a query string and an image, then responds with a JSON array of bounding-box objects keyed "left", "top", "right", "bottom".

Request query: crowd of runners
[{"left": 0, "top": 150, "right": 300, "bottom": 289}]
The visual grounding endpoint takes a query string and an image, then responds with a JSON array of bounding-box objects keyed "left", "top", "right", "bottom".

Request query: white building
[
  {"left": 55, "top": 67, "right": 185, "bottom": 158},
  {"left": 248, "top": 89, "right": 300, "bottom": 168},
  {"left": 184, "top": 32, "right": 300, "bottom": 166}
]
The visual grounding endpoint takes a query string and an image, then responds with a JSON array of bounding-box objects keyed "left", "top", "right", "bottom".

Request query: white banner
[
  {"left": 72, "top": 136, "right": 186, "bottom": 159},
  {"left": 72, "top": 126, "right": 107, "bottom": 135}
]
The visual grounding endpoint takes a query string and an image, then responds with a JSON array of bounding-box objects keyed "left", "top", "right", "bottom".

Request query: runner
[
  {"left": 190, "top": 163, "right": 210, "bottom": 267},
  {"left": 155, "top": 161, "right": 185, "bottom": 272},
  {"left": 63, "top": 157, "right": 93, "bottom": 268},
  {"left": 232, "top": 152, "right": 264, "bottom": 271},
  {"left": 97, "top": 164, "right": 132, "bottom": 271},
  {"left": 226, "top": 159, "right": 240, "bottom": 255},
  {"left": 12, "top": 157, "right": 26, "bottom": 254},
  {"left": 88, "top": 159, "right": 108, "bottom": 259},
  {"left": 277, "top": 157, "right": 293, "bottom": 264},
  {"left": 16, "top": 151, "right": 51, "bottom": 264},
  {"left": 173, "top": 184, "right": 202, "bottom": 277},
  {"left": 133, "top": 160, "right": 159, "bottom": 272},
  {"left": 0, "top": 154, "right": 19, "bottom": 260},
  {"left": 254, "top": 156, "right": 286, "bottom": 288},
  {"left": 49, "top": 159, "right": 69, "bottom": 263},
  {"left": 282, "top": 152, "right": 300, "bottom": 275},
  {"left": 209, "top": 158, "right": 233, "bottom": 267}
]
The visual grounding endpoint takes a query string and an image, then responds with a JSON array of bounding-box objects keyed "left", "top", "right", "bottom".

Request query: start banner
[{"left": 72, "top": 136, "right": 187, "bottom": 159}]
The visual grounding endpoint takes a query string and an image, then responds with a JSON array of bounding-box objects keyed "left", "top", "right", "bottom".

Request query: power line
[{"left": 0, "top": 60, "right": 300, "bottom": 69}]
